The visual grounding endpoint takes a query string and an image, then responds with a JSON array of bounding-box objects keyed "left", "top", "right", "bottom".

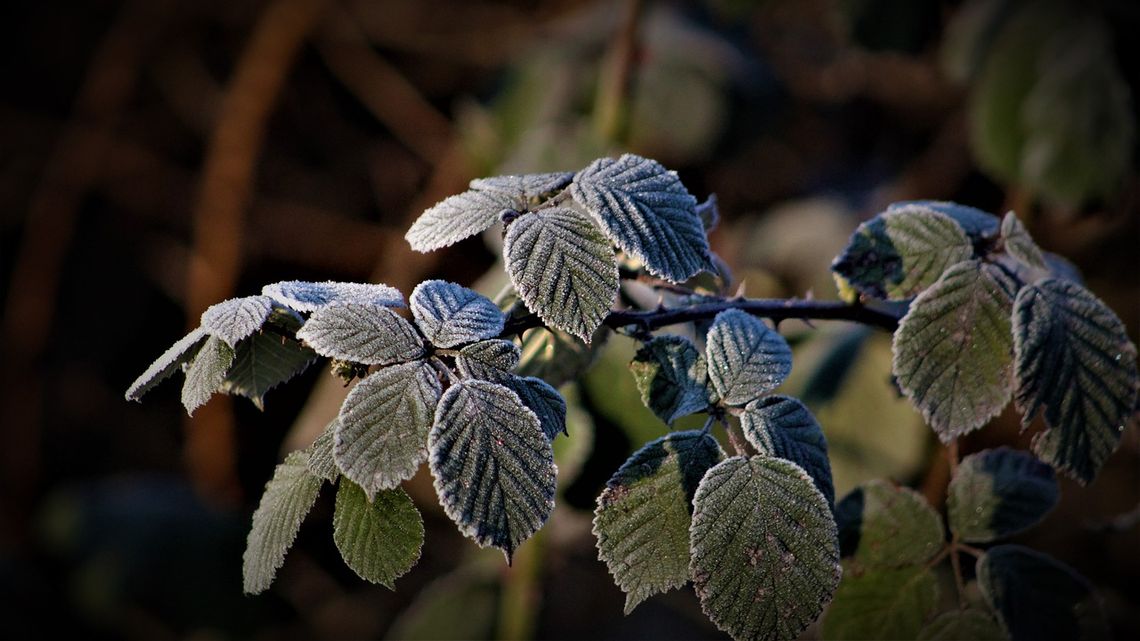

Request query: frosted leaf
[
  {"left": 125, "top": 327, "right": 209, "bottom": 401},
  {"left": 406, "top": 172, "right": 573, "bottom": 252},
  {"left": 262, "top": 280, "right": 404, "bottom": 312},
  {"left": 333, "top": 481, "right": 423, "bottom": 589},
  {"left": 504, "top": 207, "right": 618, "bottom": 342},
  {"left": 593, "top": 430, "right": 724, "bottom": 614},
  {"left": 1000, "top": 212, "right": 1047, "bottom": 270},
  {"left": 456, "top": 339, "right": 521, "bottom": 379},
  {"left": 570, "top": 154, "right": 709, "bottom": 282},
  {"left": 741, "top": 395, "right": 834, "bottom": 506},
  {"left": 689, "top": 456, "right": 840, "bottom": 641},
  {"left": 410, "top": 280, "right": 504, "bottom": 348},
  {"left": 200, "top": 295, "right": 274, "bottom": 348},
  {"left": 947, "top": 447, "right": 1059, "bottom": 543},
  {"left": 1013, "top": 279, "right": 1138, "bottom": 483},
  {"left": 629, "top": 336, "right": 713, "bottom": 424},
  {"left": 705, "top": 309, "right": 792, "bottom": 406},
  {"left": 822, "top": 566, "right": 940, "bottom": 640},
  {"left": 336, "top": 361, "right": 442, "bottom": 498},
  {"left": 696, "top": 193, "right": 720, "bottom": 232},
  {"left": 219, "top": 333, "right": 317, "bottom": 410},
  {"left": 307, "top": 419, "right": 339, "bottom": 482},
  {"left": 242, "top": 451, "right": 322, "bottom": 594},
  {"left": 297, "top": 303, "right": 424, "bottom": 365},
  {"left": 887, "top": 200, "right": 1001, "bottom": 239},
  {"left": 428, "top": 380, "right": 556, "bottom": 560},
  {"left": 893, "top": 260, "right": 1014, "bottom": 441},
  {"left": 181, "top": 335, "right": 234, "bottom": 415},
  {"left": 500, "top": 375, "right": 566, "bottom": 440},
  {"left": 835, "top": 480, "right": 945, "bottom": 569}
]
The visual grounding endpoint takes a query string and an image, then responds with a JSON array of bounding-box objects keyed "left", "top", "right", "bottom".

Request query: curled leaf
[{"left": 262, "top": 280, "right": 404, "bottom": 311}]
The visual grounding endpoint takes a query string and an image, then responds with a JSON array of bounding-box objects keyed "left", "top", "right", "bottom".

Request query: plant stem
[{"left": 497, "top": 527, "right": 544, "bottom": 640}]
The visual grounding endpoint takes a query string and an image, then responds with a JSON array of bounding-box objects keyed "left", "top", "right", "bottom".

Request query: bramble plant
[{"left": 127, "top": 153, "right": 1138, "bottom": 641}]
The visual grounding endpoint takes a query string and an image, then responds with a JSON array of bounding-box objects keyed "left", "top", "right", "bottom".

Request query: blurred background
[{"left": 2, "top": 0, "right": 1138, "bottom": 638}]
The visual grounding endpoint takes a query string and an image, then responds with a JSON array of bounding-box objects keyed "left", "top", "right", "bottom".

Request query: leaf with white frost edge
[
  {"left": 406, "top": 172, "right": 574, "bottom": 252},
  {"left": 262, "top": 280, "right": 404, "bottom": 311},
  {"left": 893, "top": 260, "right": 1015, "bottom": 441},
  {"left": 242, "top": 451, "right": 322, "bottom": 594},
  {"left": 336, "top": 361, "right": 442, "bottom": 497},
  {"left": 690, "top": 456, "right": 840, "bottom": 641},
  {"left": 888, "top": 200, "right": 1000, "bottom": 239},
  {"left": 822, "top": 565, "right": 940, "bottom": 641},
  {"left": 594, "top": 430, "right": 724, "bottom": 614},
  {"left": 504, "top": 207, "right": 618, "bottom": 342},
  {"left": 1013, "top": 278, "right": 1139, "bottom": 484},
  {"left": 410, "top": 280, "right": 504, "bottom": 348},
  {"left": 741, "top": 395, "right": 834, "bottom": 506},
  {"left": 501, "top": 375, "right": 567, "bottom": 440},
  {"left": 429, "top": 380, "right": 556, "bottom": 560},
  {"left": 835, "top": 479, "right": 945, "bottom": 569},
  {"left": 705, "top": 309, "right": 792, "bottom": 406},
  {"left": 219, "top": 333, "right": 317, "bottom": 410},
  {"left": 125, "top": 328, "right": 209, "bottom": 401},
  {"left": 333, "top": 481, "right": 424, "bottom": 589},
  {"left": 181, "top": 335, "right": 235, "bottom": 415},
  {"left": 948, "top": 447, "right": 1058, "bottom": 543},
  {"left": 297, "top": 303, "right": 424, "bottom": 365},
  {"left": 570, "top": 154, "right": 709, "bottom": 282},
  {"left": 1000, "top": 212, "right": 1047, "bottom": 270},
  {"left": 456, "top": 340, "right": 521, "bottom": 379},
  {"left": 630, "top": 336, "right": 714, "bottom": 424},
  {"left": 200, "top": 295, "right": 273, "bottom": 348},
  {"left": 307, "top": 419, "right": 339, "bottom": 482}
]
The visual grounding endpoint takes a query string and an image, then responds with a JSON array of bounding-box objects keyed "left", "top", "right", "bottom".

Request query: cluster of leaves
[{"left": 128, "top": 154, "right": 1138, "bottom": 641}]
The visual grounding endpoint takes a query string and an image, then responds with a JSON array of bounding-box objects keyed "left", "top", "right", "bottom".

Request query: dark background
[{"left": 2, "top": 0, "right": 1138, "bottom": 639}]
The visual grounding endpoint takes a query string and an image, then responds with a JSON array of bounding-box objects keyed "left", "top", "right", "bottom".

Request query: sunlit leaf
[
  {"left": 893, "top": 260, "right": 1015, "bottom": 441},
  {"left": 835, "top": 480, "right": 944, "bottom": 569},
  {"left": 456, "top": 339, "right": 521, "bottom": 380},
  {"left": 307, "top": 419, "right": 338, "bottom": 482},
  {"left": 219, "top": 333, "right": 317, "bottom": 410},
  {"left": 706, "top": 309, "right": 792, "bottom": 406},
  {"left": 593, "top": 430, "right": 724, "bottom": 613},
  {"left": 410, "top": 280, "right": 504, "bottom": 348},
  {"left": 918, "top": 610, "right": 1009, "bottom": 641},
  {"left": 690, "top": 456, "right": 840, "bottom": 641},
  {"left": 262, "top": 280, "right": 404, "bottom": 311},
  {"left": 200, "top": 295, "right": 274, "bottom": 348},
  {"left": 242, "top": 451, "right": 322, "bottom": 594},
  {"left": 741, "top": 395, "right": 834, "bottom": 506},
  {"left": 948, "top": 447, "right": 1059, "bottom": 543},
  {"left": 1000, "top": 212, "right": 1046, "bottom": 270},
  {"left": 629, "top": 335, "right": 713, "bottom": 424},
  {"left": 570, "top": 154, "right": 709, "bottom": 282},
  {"left": 181, "top": 335, "right": 235, "bottom": 415},
  {"left": 821, "top": 565, "right": 940, "bottom": 640},
  {"left": 125, "top": 327, "right": 208, "bottom": 401},
  {"left": 333, "top": 481, "right": 423, "bottom": 589},
  {"left": 887, "top": 200, "right": 1000, "bottom": 239},
  {"left": 1013, "top": 278, "right": 1139, "bottom": 483},
  {"left": 297, "top": 303, "right": 425, "bottom": 365}
]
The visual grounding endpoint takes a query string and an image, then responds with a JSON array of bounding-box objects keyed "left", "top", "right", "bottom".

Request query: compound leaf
[
  {"left": 630, "top": 335, "right": 713, "bottom": 424},
  {"left": 706, "top": 309, "right": 792, "bottom": 406},
  {"left": 835, "top": 480, "right": 944, "bottom": 569},
  {"left": 593, "top": 430, "right": 724, "bottom": 613},
  {"left": 429, "top": 380, "right": 556, "bottom": 560},
  {"left": 406, "top": 172, "right": 573, "bottom": 252},
  {"left": 181, "top": 335, "right": 235, "bottom": 415},
  {"left": 741, "top": 395, "right": 834, "bottom": 506},
  {"left": 948, "top": 447, "right": 1059, "bottom": 543},
  {"left": 978, "top": 545, "right": 1109, "bottom": 641},
  {"left": 219, "top": 332, "right": 317, "bottom": 410},
  {"left": 1000, "top": 212, "right": 1047, "bottom": 270},
  {"left": 262, "top": 280, "right": 403, "bottom": 312},
  {"left": 297, "top": 303, "right": 424, "bottom": 365},
  {"left": 887, "top": 200, "right": 1001, "bottom": 239},
  {"left": 200, "top": 295, "right": 274, "bottom": 348},
  {"left": 1013, "top": 279, "right": 1139, "bottom": 483},
  {"left": 242, "top": 451, "right": 322, "bottom": 594},
  {"left": 125, "top": 327, "right": 209, "bottom": 401},
  {"left": 893, "top": 260, "right": 1015, "bottom": 441},
  {"left": 570, "top": 154, "right": 708, "bottom": 282},
  {"left": 690, "top": 456, "right": 840, "bottom": 641},
  {"left": 336, "top": 361, "right": 442, "bottom": 498},
  {"left": 504, "top": 207, "right": 618, "bottom": 342},
  {"left": 918, "top": 610, "right": 1009, "bottom": 641},
  {"left": 410, "top": 280, "right": 504, "bottom": 348},
  {"left": 821, "top": 565, "right": 940, "bottom": 641},
  {"left": 456, "top": 339, "right": 521, "bottom": 379},
  {"left": 333, "top": 481, "right": 424, "bottom": 589},
  {"left": 307, "top": 420, "right": 339, "bottom": 482}
]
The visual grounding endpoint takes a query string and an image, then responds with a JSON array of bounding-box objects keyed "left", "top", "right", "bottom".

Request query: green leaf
[
  {"left": 978, "top": 545, "right": 1109, "bottom": 641},
  {"left": 690, "top": 456, "right": 840, "bottom": 641},
  {"left": 893, "top": 260, "right": 1015, "bottom": 441},
  {"left": 504, "top": 207, "right": 618, "bottom": 342},
  {"left": 125, "top": 327, "right": 209, "bottom": 401},
  {"left": 500, "top": 375, "right": 566, "bottom": 440},
  {"left": 832, "top": 206, "right": 976, "bottom": 301},
  {"left": 948, "top": 447, "right": 1059, "bottom": 543},
  {"left": 262, "top": 280, "right": 404, "bottom": 312},
  {"left": 181, "top": 335, "right": 235, "bottom": 415},
  {"left": 918, "top": 610, "right": 1009, "bottom": 641},
  {"left": 887, "top": 200, "right": 1000, "bottom": 239},
  {"left": 428, "top": 380, "right": 556, "bottom": 560},
  {"left": 200, "top": 295, "right": 274, "bottom": 348},
  {"left": 1013, "top": 279, "right": 1138, "bottom": 483},
  {"left": 741, "top": 395, "right": 834, "bottom": 506},
  {"left": 406, "top": 172, "right": 573, "bottom": 252},
  {"left": 410, "top": 280, "right": 504, "bottom": 348},
  {"left": 384, "top": 562, "right": 499, "bottom": 640},
  {"left": 456, "top": 339, "right": 521, "bottom": 379},
  {"left": 297, "top": 303, "right": 425, "bottom": 365},
  {"left": 593, "top": 430, "right": 724, "bottom": 614},
  {"left": 569, "top": 154, "right": 709, "bottom": 282},
  {"left": 336, "top": 361, "right": 442, "bottom": 498},
  {"left": 307, "top": 419, "right": 338, "bottom": 482},
  {"left": 629, "top": 335, "right": 713, "bottom": 424},
  {"left": 835, "top": 480, "right": 944, "bottom": 569},
  {"left": 242, "top": 451, "right": 322, "bottom": 594},
  {"left": 706, "top": 309, "right": 792, "bottom": 406},
  {"left": 218, "top": 332, "right": 316, "bottom": 410},
  {"left": 1000, "top": 212, "right": 1046, "bottom": 270},
  {"left": 333, "top": 481, "right": 424, "bottom": 589},
  {"left": 821, "top": 565, "right": 940, "bottom": 640}
]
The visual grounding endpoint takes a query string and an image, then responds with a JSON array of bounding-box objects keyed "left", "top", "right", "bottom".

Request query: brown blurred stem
[{"left": 593, "top": 0, "right": 643, "bottom": 144}]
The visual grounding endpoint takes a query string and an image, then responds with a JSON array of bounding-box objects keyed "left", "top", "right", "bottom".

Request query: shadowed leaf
[
  {"left": 456, "top": 339, "right": 521, "bottom": 379},
  {"left": 1000, "top": 212, "right": 1046, "bottom": 270},
  {"left": 835, "top": 480, "right": 944, "bottom": 569},
  {"left": 219, "top": 333, "right": 317, "bottom": 410},
  {"left": 918, "top": 610, "right": 1008, "bottom": 641},
  {"left": 822, "top": 565, "right": 940, "bottom": 640},
  {"left": 630, "top": 335, "right": 713, "bottom": 424},
  {"left": 741, "top": 395, "right": 834, "bottom": 506},
  {"left": 333, "top": 481, "right": 423, "bottom": 589},
  {"left": 948, "top": 447, "right": 1059, "bottom": 543},
  {"left": 887, "top": 200, "right": 1000, "bottom": 239}
]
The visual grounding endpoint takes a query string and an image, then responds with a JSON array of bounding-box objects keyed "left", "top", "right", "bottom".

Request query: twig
[{"left": 593, "top": 0, "right": 643, "bottom": 143}]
